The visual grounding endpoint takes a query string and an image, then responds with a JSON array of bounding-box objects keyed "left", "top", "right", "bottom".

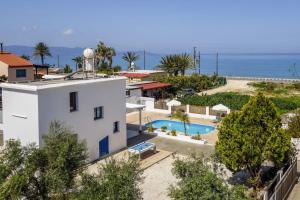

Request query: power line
[
  {"left": 216, "top": 53, "right": 219, "bottom": 76},
  {"left": 143, "top": 50, "right": 146, "bottom": 70}
]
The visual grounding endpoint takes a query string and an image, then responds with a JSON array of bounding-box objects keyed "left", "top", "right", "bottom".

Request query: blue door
[{"left": 99, "top": 136, "right": 109, "bottom": 157}]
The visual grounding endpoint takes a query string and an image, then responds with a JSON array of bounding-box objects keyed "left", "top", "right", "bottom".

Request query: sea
[{"left": 5, "top": 46, "right": 300, "bottom": 79}]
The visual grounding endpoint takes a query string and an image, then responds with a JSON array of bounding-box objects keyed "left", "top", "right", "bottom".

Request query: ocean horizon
[{"left": 5, "top": 46, "right": 300, "bottom": 79}]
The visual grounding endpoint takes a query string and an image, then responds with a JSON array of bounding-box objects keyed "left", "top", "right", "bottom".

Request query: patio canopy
[
  {"left": 167, "top": 99, "right": 181, "bottom": 107},
  {"left": 126, "top": 103, "right": 145, "bottom": 109},
  {"left": 212, "top": 104, "right": 230, "bottom": 113}
]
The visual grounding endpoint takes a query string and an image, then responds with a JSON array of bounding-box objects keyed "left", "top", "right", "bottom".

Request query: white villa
[{"left": 0, "top": 76, "right": 127, "bottom": 161}]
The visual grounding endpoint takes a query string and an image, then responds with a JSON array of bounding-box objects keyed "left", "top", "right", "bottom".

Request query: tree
[
  {"left": 33, "top": 42, "right": 51, "bottom": 65},
  {"left": 122, "top": 52, "right": 139, "bottom": 70},
  {"left": 168, "top": 154, "right": 251, "bottom": 200},
  {"left": 178, "top": 53, "right": 193, "bottom": 75},
  {"left": 286, "top": 109, "right": 300, "bottom": 138},
  {"left": 42, "top": 121, "right": 88, "bottom": 198},
  {"left": 95, "top": 41, "right": 107, "bottom": 66},
  {"left": 172, "top": 109, "right": 190, "bottom": 135},
  {"left": 0, "top": 140, "right": 48, "bottom": 199},
  {"left": 63, "top": 64, "right": 73, "bottom": 73},
  {"left": 74, "top": 156, "right": 143, "bottom": 200},
  {"left": 20, "top": 54, "right": 30, "bottom": 60},
  {"left": 106, "top": 47, "right": 116, "bottom": 69},
  {"left": 0, "top": 121, "right": 88, "bottom": 199},
  {"left": 72, "top": 56, "right": 83, "bottom": 71},
  {"left": 157, "top": 55, "right": 179, "bottom": 76},
  {"left": 216, "top": 93, "right": 292, "bottom": 193},
  {"left": 157, "top": 54, "right": 193, "bottom": 76}
]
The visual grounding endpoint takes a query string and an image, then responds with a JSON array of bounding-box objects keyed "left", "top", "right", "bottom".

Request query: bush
[
  {"left": 171, "top": 130, "right": 177, "bottom": 136},
  {"left": 147, "top": 124, "right": 154, "bottom": 132},
  {"left": 191, "top": 133, "right": 202, "bottom": 140},
  {"left": 286, "top": 110, "right": 300, "bottom": 138},
  {"left": 153, "top": 74, "right": 226, "bottom": 94},
  {"left": 180, "top": 92, "right": 300, "bottom": 114},
  {"left": 161, "top": 126, "right": 167, "bottom": 132},
  {"left": 293, "top": 82, "right": 300, "bottom": 90},
  {"left": 179, "top": 92, "right": 250, "bottom": 111}
]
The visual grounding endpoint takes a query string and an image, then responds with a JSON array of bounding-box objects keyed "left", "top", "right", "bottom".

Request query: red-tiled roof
[
  {"left": 0, "top": 51, "right": 33, "bottom": 68},
  {"left": 140, "top": 82, "right": 171, "bottom": 90},
  {"left": 120, "top": 73, "right": 150, "bottom": 78}
]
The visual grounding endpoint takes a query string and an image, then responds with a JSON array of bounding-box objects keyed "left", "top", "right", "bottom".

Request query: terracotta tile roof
[
  {"left": 120, "top": 73, "right": 150, "bottom": 78},
  {"left": 139, "top": 82, "right": 171, "bottom": 90},
  {"left": 0, "top": 51, "right": 33, "bottom": 68}
]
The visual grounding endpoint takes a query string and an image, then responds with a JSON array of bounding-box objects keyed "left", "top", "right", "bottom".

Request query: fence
[
  {"left": 189, "top": 105, "right": 206, "bottom": 115},
  {"left": 262, "top": 159, "right": 298, "bottom": 200},
  {"left": 154, "top": 100, "right": 168, "bottom": 110},
  {"left": 134, "top": 97, "right": 229, "bottom": 119}
]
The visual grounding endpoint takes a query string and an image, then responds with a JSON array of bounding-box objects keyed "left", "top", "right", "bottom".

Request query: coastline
[{"left": 225, "top": 76, "right": 300, "bottom": 82}]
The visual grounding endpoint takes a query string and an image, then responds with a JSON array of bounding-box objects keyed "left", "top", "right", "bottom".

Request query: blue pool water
[
  {"left": 148, "top": 120, "right": 215, "bottom": 135},
  {"left": 130, "top": 142, "right": 154, "bottom": 151}
]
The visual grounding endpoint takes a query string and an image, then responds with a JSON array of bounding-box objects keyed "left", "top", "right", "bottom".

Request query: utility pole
[
  {"left": 198, "top": 51, "right": 201, "bottom": 74},
  {"left": 193, "top": 47, "right": 197, "bottom": 68},
  {"left": 216, "top": 52, "right": 219, "bottom": 76},
  {"left": 57, "top": 55, "right": 60, "bottom": 68},
  {"left": 143, "top": 50, "right": 146, "bottom": 70}
]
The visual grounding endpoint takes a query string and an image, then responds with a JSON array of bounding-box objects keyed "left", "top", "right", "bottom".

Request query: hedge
[{"left": 179, "top": 92, "right": 300, "bottom": 114}]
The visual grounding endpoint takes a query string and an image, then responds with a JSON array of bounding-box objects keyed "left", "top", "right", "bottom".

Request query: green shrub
[
  {"left": 179, "top": 92, "right": 300, "bottom": 114},
  {"left": 293, "top": 82, "right": 300, "bottom": 90},
  {"left": 191, "top": 133, "right": 202, "bottom": 140},
  {"left": 147, "top": 124, "right": 154, "bottom": 133},
  {"left": 153, "top": 74, "right": 226, "bottom": 94},
  {"left": 161, "top": 126, "right": 167, "bottom": 132},
  {"left": 179, "top": 92, "right": 250, "bottom": 110},
  {"left": 171, "top": 130, "right": 177, "bottom": 136}
]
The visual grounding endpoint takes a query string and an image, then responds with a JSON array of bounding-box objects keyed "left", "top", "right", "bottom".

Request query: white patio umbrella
[
  {"left": 212, "top": 104, "right": 230, "bottom": 113},
  {"left": 167, "top": 99, "right": 181, "bottom": 107}
]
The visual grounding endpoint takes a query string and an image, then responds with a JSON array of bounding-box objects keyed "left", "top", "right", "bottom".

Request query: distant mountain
[
  {"left": 5, "top": 45, "right": 84, "bottom": 61},
  {"left": 3, "top": 45, "right": 164, "bottom": 70}
]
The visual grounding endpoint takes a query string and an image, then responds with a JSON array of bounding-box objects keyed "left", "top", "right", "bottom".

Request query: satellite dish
[{"left": 83, "top": 48, "right": 95, "bottom": 59}]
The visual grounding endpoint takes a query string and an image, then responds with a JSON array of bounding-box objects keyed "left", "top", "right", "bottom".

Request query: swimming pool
[{"left": 147, "top": 120, "right": 215, "bottom": 135}]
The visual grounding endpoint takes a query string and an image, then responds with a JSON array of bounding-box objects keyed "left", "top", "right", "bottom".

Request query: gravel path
[{"left": 141, "top": 156, "right": 177, "bottom": 200}]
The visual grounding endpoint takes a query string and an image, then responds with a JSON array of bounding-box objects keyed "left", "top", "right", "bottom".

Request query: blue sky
[{"left": 1, "top": 0, "right": 300, "bottom": 53}]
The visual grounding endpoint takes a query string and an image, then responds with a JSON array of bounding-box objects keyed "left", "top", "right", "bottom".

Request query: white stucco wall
[
  {"left": 126, "top": 88, "right": 142, "bottom": 104},
  {"left": 2, "top": 77, "right": 127, "bottom": 161},
  {"left": 2, "top": 88, "right": 40, "bottom": 145}
]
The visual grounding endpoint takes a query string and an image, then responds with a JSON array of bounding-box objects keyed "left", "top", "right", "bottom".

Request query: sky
[{"left": 1, "top": 0, "right": 300, "bottom": 53}]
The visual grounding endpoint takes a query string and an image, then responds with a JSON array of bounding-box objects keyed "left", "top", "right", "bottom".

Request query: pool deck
[
  {"left": 127, "top": 111, "right": 219, "bottom": 144},
  {"left": 87, "top": 147, "right": 173, "bottom": 174}
]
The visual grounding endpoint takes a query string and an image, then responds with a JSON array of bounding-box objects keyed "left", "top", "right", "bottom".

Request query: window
[
  {"left": 126, "top": 90, "right": 130, "bottom": 97},
  {"left": 16, "top": 69, "right": 26, "bottom": 78},
  {"left": 94, "top": 106, "right": 103, "bottom": 120},
  {"left": 113, "top": 121, "right": 119, "bottom": 133},
  {"left": 70, "top": 92, "right": 78, "bottom": 112}
]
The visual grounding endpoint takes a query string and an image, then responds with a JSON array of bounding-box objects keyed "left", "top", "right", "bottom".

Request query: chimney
[{"left": 0, "top": 43, "right": 3, "bottom": 53}]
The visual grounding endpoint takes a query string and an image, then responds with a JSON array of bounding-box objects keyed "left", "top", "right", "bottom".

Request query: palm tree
[
  {"left": 178, "top": 53, "right": 193, "bottom": 75},
  {"left": 33, "top": 42, "right": 51, "bottom": 65},
  {"left": 106, "top": 47, "right": 116, "bottom": 69},
  {"left": 95, "top": 41, "right": 108, "bottom": 67},
  {"left": 122, "top": 52, "right": 139, "bottom": 70},
  {"left": 157, "top": 54, "right": 193, "bottom": 76},
  {"left": 21, "top": 54, "right": 30, "bottom": 60},
  {"left": 171, "top": 109, "right": 190, "bottom": 135},
  {"left": 157, "top": 55, "right": 179, "bottom": 76},
  {"left": 72, "top": 56, "right": 82, "bottom": 71}
]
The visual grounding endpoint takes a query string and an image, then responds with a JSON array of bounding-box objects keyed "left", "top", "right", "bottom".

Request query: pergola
[{"left": 126, "top": 103, "right": 146, "bottom": 133}]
